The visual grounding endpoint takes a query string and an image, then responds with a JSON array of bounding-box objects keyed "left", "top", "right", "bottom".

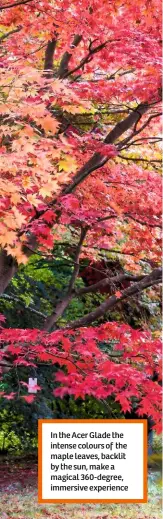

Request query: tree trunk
[{"left": 0, "top": 249, "right": 18, "bottom": 295}]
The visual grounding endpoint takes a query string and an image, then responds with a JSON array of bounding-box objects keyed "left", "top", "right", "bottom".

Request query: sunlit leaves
[
  {"left": 0, "top": 321, "right": 161, "bottom": 431},
  {"left": 59, "top": 156, "right": 78, "bottom": 173}
]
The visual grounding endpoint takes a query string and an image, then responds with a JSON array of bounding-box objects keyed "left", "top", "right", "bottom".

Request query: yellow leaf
[
  {"left": 153, "top": 331, "right": 161, "bottom": 338},
  {"left": 59, "top": 156, "right": 77, "bottom": 173},
  {"left": 22, "top": 176, "right": 32, "bottom": 189},
  {"left": 62, "top": 104, "right": 84, "bottom": 114},
  {"left": 62, "top": 101, "right": 92, "bottom": 114},
  {"left": 39, "top": 181, "right": 59, "bottom": 198}
]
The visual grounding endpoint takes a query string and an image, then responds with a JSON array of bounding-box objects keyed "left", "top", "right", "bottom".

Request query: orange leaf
[
  {"left": 115, "top": 291, "right": 122, "bottom": 298},
  {"left": 40, "top": 115, "right": 60, "bottom": 134}
]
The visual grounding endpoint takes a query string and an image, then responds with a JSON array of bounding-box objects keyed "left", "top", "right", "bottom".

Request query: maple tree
[{"left": 0, "top": 0, "right": 162, "bottom": 431}]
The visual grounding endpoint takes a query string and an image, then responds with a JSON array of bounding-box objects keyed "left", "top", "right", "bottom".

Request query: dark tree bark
[{"left": 0, "top": 250, "right": 17, "bottom": 295}]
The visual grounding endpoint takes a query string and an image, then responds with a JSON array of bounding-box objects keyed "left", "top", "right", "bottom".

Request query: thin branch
[
  {"left": 118, "top": 112, "right": 162, "bottom": 149},
  {"left": 118, "top": 155, "right": 162, "bottom": 164},
  {"left": 0, "top": 348, "right": 88, "bottom": 376},
  {"left": 0, "top": 0, "right": 34, "bottom": 9},
  {"left": 65, "top": 268, "right": 162, "bottom": 329},
  {"left": 0, "top": 26, "right": 22, "bottom": 42},
  {"left": 97, "top": 214, "right": 118, "bottom": 223},
  {"left": 124, "top": 213, "right": 162, "bottom": 229},
  {"left": 13, "top": 42, "right": 47, "bottom": 63},
  {"left": 119, "top": 136, "right": 162, "bottom": 151},
  {"left": 67, "top": 227, "right": 88, "bottom": 294},
  {"left": 0, "top": 293, "right": 47, "bottom": 318},
  {"left": 133, "top": 111, "right": 162, "bottom": 134},
  {"left": 43, "top": 227, "right": 88, "bottom": 332},
  {"left": 20, "top": 246, "right": 111, "bottom": 275},
  {"left": 63, "top": 39, "right": 118, "bottom": 79},
  {"left": 74, "top": 273, "right": 145, "bottom": 296}
]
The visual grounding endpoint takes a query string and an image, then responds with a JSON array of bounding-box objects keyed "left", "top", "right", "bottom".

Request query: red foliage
[{"left": 0, "top": 322, "right": 161, "bottom": 432}]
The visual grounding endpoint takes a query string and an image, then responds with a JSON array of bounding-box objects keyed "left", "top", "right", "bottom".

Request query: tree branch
[
  {"left": 62, "top": 38, "right": 115, "bottom": 79},
  {"left": 74, "top": 273, "right": 145, "bottom": 296},
  {"left": 105, "top": 103, "right": 150, "bottom": 144},
  {"left": 67, "top": 227, "right": 88, "bottom": 294},
  {"left": 0, "top": 293, "right": 46, "bottom": 318},
  {"left": 44, "top": 37, "right": 57, "bottom": 78},
  {"left": 63, "top": 102, "right": 150, "bottom": 194},
  {"left": 118, "top": 155, "right": 162, "bottom": 164},
  {"left": 43, "top": 227, "right": 88, "bottom": 332},
  {"left": 119, "top": 136, "right": 162, "bottom": 151},
  {"left": 118, "top": 112, "right": 162, "bottom": 149},
  {"left": 0, "top": 26, "right": 22, "bottom": 42},
  {"left": 65, "top": 268, "right": 162, "bottom": 329},
  {"left": 58, "top": 35, "right": 82, "bottom": 79},
  {"left": 124, "top": 213, "right": 161, "bottom": 229},
  {"left": 0, "top": 0, "right": 34, "bottom": 9},
  {"left": 63, "top": 152, "right": 109, "bottom": 194},
  {"left": 16, "top": 95, "right": 161, "bottom": 233}
]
